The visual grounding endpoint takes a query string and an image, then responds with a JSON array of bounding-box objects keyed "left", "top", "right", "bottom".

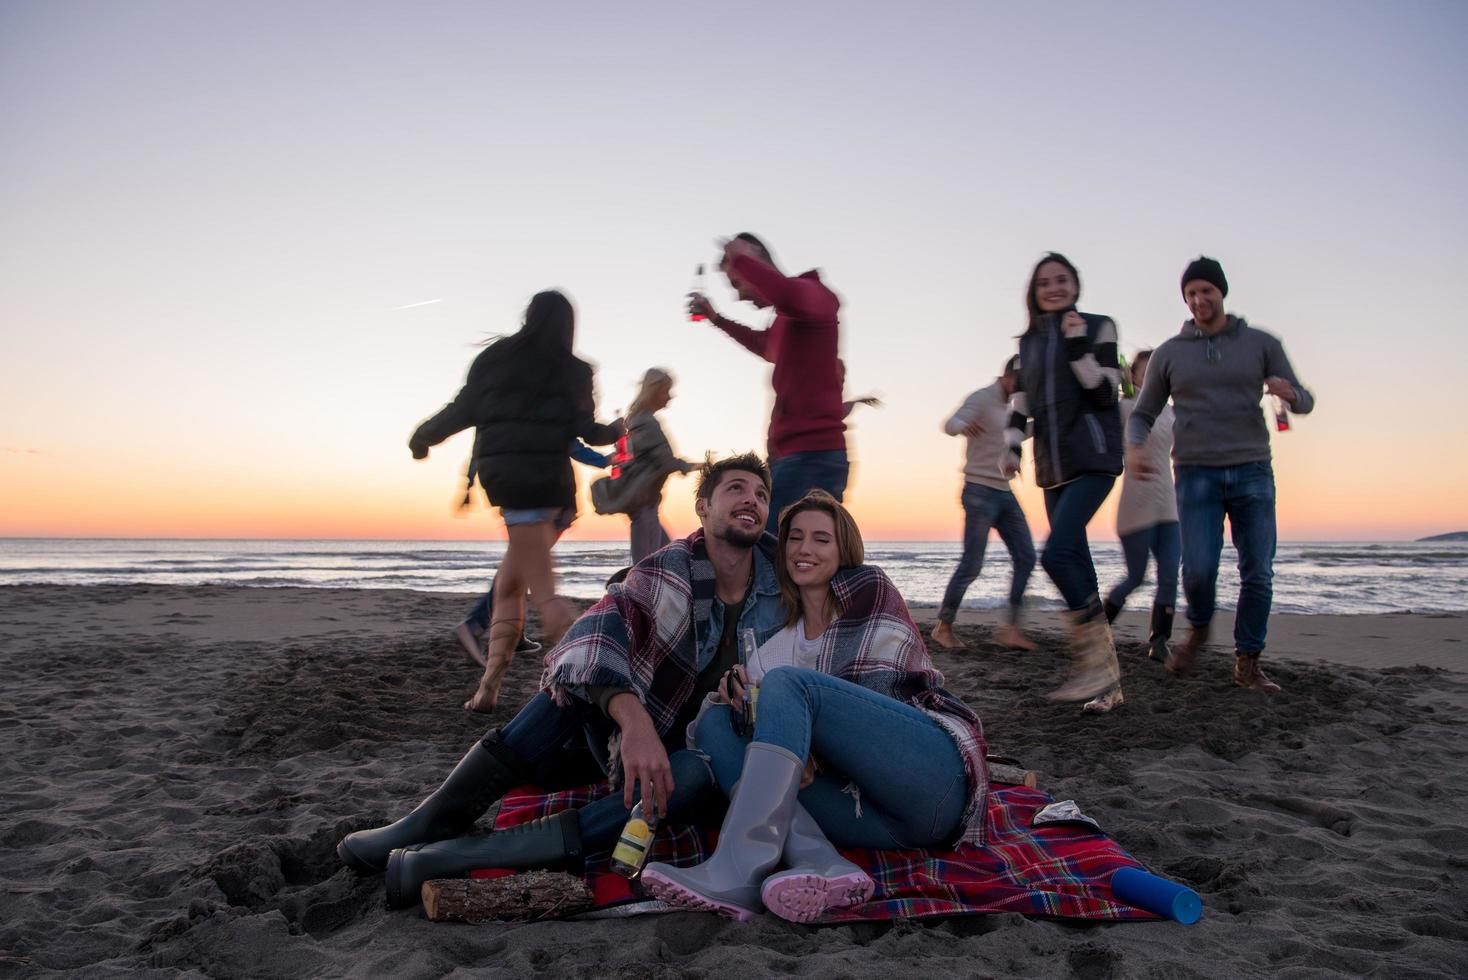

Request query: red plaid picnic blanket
[{"left": 473, "top": 783, "right": 1158, "bottom": 922}]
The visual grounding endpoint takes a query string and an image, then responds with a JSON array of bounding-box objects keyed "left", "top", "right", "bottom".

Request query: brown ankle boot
[
  {"left": 1166, "top": 623, "right": 1209, "bottom": 674},
  {"left": 1233, "top": 652, "right": 1281, "bottom": 693}
]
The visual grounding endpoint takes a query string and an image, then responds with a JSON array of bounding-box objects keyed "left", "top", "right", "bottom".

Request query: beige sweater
[
  {"left": 1116, "top": 399, "right": 1177, "bottom": 535},
  {"left": 944, "top": 381, "right": 1016, "bottom": 492}
]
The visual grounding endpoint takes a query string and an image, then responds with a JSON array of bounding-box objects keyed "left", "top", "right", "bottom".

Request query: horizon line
[{"left": 3, "top": 533, "right": 1460, "bottom": 544}]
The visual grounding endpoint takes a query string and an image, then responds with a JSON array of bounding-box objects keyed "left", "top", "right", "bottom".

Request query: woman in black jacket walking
[
  {"left": 1002, "top": 254, "right": 1124, "bottom": 709},
  {"left": 410, "top": 290, "right": 621, "bottom": 712}
]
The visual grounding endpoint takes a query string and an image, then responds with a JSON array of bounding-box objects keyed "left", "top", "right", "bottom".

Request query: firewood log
[{"left": 421, "top": 871, "right": 595, "bottom": 923}]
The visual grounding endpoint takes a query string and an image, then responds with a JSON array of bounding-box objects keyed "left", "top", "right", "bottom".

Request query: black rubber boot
[
  {"left": 1103, "top": 600, "right": 1122, "bottom": 625},
  {"left": 337, "top": 740, "right": 526, "bottom": 875},
  {"left": 384, "top": 810, "right": 585, "bottom": 909},
  {"left": 1147, "top": 604, "right": 1174, "bottom": 663}
]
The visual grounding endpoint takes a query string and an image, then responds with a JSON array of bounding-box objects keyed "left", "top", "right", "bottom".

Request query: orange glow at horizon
[{"left": 5, "top": 443, "right": 1465, "bottom": 542}]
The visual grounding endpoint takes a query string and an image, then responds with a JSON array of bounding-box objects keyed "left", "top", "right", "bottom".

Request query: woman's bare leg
[
  {"left": 465, "top": 519, "right": 579, "bottom": 713},
  {"left": 514, "top": 522, "right": 576, "bottom": 645},
  {"left": 465, "top": 536, "right": 529, "bottom": 713}
]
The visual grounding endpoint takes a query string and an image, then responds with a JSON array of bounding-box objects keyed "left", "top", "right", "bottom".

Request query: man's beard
[{"left": 716, "top": 521, "right": 761, "bottom": 549}]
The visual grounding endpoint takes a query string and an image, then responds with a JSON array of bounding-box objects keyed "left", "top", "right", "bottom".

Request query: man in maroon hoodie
[{"left": 688, "top": 233, "right": 847, "bottom": 533}]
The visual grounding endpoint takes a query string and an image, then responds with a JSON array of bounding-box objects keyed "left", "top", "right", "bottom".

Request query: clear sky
[{"left": 3, "top": 1, "right": 1466, "bottom": 542}]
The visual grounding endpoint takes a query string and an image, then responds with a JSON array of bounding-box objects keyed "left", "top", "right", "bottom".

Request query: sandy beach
[{"left": 2, "top": 584, "right": 1465, "bottom": 978}]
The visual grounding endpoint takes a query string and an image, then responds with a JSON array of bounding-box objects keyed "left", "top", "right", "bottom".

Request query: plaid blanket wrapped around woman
[{"left": 542, "top": 529, "right": 992, "bottom": 848}]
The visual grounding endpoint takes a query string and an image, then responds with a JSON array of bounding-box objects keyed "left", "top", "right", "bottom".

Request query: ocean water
[{"left": 2, "top": 538, "right": 1465, "bottom": 616}]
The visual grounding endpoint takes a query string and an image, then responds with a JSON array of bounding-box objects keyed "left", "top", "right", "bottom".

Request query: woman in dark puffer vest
[
  {"left": 1001, "top": 253, "right": 1124, "bottom": 710},
  {"left": 410, "top": 290, "right": 622, "bottom": 712}
]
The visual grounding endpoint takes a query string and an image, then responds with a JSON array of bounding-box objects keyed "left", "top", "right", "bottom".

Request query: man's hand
[
  {"left": 409, "top": 438, "right": 429, "bottom": 460},
  {"left": 1264, "top": 376, "right": 1298, "bottom": 405},
  {"left": 1000, "top": 452, "right": 1021, "bottom": 479},
  {"left": 1061, "top": 311, "right": 1087, "bottom": 338},
  {"left": 608, "top": 693, "right": 674, "bottom": 818},
  {"left": 687, "top": 292, "right": 715, "bottom": 321},
  {"left": 1125, "top": 443, "right": 1155, "bottom": 479}
]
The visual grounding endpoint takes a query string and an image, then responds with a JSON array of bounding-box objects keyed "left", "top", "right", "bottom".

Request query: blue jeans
[
  {"left": 938, "top": 483, "right": 1036, "bottom": 623},
  {"left": 693, "top": 668, "right": 967, "bottom": 849},
  {"left": 767, "top": 449, "right": 849, "bottom": 534},
  {"left": 465, "top": 575, "right": 496, "bottom": 632},
  {"left": 1040, "top": 472, "right": 1116, "bottom": 615},
  {"left": 1107, "top": 521, "right": 1180, "bottom": 610},
  {"left": 1175, "top": 462, "right": 1277, "bottom": 654},
  {"left": 490, "top": 691, "right": 717, "bottom": 853}
]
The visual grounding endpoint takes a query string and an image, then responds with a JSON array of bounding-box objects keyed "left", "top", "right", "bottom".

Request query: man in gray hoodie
[{"left": 1126, "top": 257, "right": 1314, "bottom": 693}]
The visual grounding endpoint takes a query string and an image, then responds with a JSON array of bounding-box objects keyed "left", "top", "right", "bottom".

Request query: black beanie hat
[{"left": 1181, "top": 256, "right": 1228, "bottom": 297}]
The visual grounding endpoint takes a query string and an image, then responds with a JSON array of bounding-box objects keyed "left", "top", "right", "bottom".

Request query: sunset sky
[{"left": 3, "top": 1, "right": 1466, "bottom": 543}]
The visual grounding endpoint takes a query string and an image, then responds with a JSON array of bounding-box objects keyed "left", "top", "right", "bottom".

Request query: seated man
[{"left": 336, "top": 453, "right": 787, "bottom": 907}]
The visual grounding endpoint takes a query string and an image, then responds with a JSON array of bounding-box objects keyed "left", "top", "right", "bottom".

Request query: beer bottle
[
  {"left": 688, "top": 264, "right": 707, "bottom": 322},
  {"left": 739, "top": 628, "right": 760, "bottom": 731},
  {"left": 1118, "top": 353, "right": 1136, "bottom": 398},
  {"left": 610, "top": 801, "right": 658, "bottom": 878},
  {"left": 1272, "top": 396, "right": 1291, "bottom": 432}
]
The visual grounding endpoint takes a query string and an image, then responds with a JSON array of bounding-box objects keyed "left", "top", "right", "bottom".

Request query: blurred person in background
[
  {"left": 410, "top": 289, "right": 622, "bottom": 712},
  {"left": 453, "top": 438, "right": 611, "bottom": 666},
  {"left": 1127, "top": 257, "right": 1315, "bottom": 694},
  {"left": 1002, "top": 253, "right": 1124, "bottom": 709},
  {"left": 689, "top": 234, "right": 848, "bottom": 534},
  {"left": 591, "top": 367, "right": 694, "bottom": 565},
  {"left": 933, "top": 355, "right": 1038, "bottom": 653},
  {"left": 1101, "top": 350, "right": 1179, "bottom": 679}
]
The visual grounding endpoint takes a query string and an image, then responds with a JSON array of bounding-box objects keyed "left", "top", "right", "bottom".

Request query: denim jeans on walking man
[
  {"left": 766, "top": 449, "right": 849, "bottom": 533},
  {"left": 1175, "top": 461, "right": 1277, "bottom": 654},
  {"left": 1040, "top": 472, "right": 1117, "bottom": 615},
  {"left": 938, "top": 482, "right": 1036, "bottom": 625},
  {"left": 1107, "top": 521, "right": 1181, "bottom": 610},
  {"left": 693, "top": 667, "right": 967, "bottom": 850}
]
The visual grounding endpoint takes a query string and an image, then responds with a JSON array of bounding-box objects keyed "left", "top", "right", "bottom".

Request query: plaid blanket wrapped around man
[
  {"left": 542, "top": 529, "right": 991, "bottom": 846},
  {"left": 478, "top": 781, "right": 1158, "bottom": 922}
]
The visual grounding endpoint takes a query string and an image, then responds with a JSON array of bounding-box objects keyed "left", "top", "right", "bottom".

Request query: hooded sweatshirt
[
  {"left": 711, "top": 256, "right": 846, "bottom": 460},
  {"left": 1127, "top": 315, "right": 1314, "bottom": 467}
]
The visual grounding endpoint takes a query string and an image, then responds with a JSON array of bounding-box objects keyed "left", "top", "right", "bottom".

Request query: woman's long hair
[
  {"left": 627, "top": 367, "right": 673, "bottom": 418},
  {"left": 1024, "top": 252, "right": 1081, "bottom": 328},
  {"left": 480, "top": 289, "right": 575, "bottom": 351},
  {"left": 480, "top": 290, "right": 580, "bottom": 393},
  {"left": 511, "top": 289, "right": 575, "bottom": 352},
  {"left": 775, "top": 489, "right": 866, "bottom": 628}
]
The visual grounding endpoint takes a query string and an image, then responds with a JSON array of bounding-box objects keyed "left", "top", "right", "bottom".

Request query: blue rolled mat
[{"left": 1110, "top": 866, "right": 1202, "bottom": 924}]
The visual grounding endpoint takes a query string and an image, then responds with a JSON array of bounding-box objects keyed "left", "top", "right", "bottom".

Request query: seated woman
[{"left": 642, "top": 491, "right": 990, "bottom": 923}]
